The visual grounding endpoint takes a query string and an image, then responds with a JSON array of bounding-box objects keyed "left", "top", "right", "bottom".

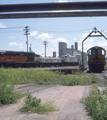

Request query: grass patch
[
  {"left": 20, "top": 92, "right": 59, "bottom": 114},
  {"left": 0, "top": 68, "right": 62, "bottom": 85},
  {"left": 0, "top": 67, "right": 100, "bottom": 105},
  {"left": 0, "top": 68, "right": 100, "bottom": 86},
  {"left": 0, "top": 82, "right": 23, "bottom": 104},
  {"left": 81, "top": 86, "right": 107, "bottom": 120},
  {"left": 61, "top": 72, "right": 100, "bottom": 86}
]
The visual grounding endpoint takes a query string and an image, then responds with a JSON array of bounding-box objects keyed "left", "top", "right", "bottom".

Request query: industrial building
[{"left": 59, "top": 42, "right": 87, "bottom": 64}]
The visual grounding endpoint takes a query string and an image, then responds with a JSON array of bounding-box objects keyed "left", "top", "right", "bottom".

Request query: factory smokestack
[
  {"left": 71, "top": 45, "right": 74, "bottom": 56},
  {"left": 53, "top": 52, "right": 56, "bottom": 57},
  {"left": 75, "top": 42, "right": 78, "bottom": 50}
]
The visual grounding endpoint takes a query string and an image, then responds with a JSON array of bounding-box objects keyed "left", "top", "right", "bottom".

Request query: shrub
[
  {"left": 0, "top": 68, "right": 100, "bottom": 105},
  {"left": 0, "top": 68, "right": 100, "bottom": 86},
  {"left": 20, "top": 92, "right": 59, "bottom": 113},
  {"left": 0, "top": 68, "right": 62, "bottom": 85},
  {"left": 61, "top": 72, "right": 100, "bottom": 86},
  {"left": 0, "top": 82, "right": 23, "bottom": 104},
  {"left": 81, "top": 86, "right": 107, "bottom": 120}
]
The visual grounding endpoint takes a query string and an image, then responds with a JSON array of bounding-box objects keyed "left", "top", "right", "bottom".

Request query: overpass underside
[{"left": 0, "top": 1, "right": 107, "bottom": 19}]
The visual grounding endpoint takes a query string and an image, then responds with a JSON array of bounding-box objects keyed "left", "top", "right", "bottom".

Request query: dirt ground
[{"left": 0, "top": 74, "right": 106, "bottom": 120}]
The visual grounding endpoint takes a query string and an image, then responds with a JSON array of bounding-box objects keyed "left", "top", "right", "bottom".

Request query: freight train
[
  {"left": 0, "top": 50, "right": 80, "bottom": 67},
  {"left": 87, "top": 46, "right": 106, "bottom": 73}
]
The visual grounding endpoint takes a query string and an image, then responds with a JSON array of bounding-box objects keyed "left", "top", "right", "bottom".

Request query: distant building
[
  {"left": 53, "top": 51, "right": 56, "bottom": 57},
  {"left": 59, "top": 42, "right": 87, "bottom": 64}
]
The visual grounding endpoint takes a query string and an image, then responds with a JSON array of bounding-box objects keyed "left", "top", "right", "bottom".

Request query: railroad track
[{"left": 102, "top": 71, "right": 107, "bottom": 79}]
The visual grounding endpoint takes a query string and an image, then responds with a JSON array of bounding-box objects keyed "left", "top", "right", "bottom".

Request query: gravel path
[
  {"left": 0, "top": 73, "right": 106, "bottom": 120},
  {"left": 0, "top": 84, "right": 92, "bottom": 120}
]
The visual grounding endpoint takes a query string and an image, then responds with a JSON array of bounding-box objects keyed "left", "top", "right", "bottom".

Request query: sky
[{"left": 1, "top": 0, "right": 107, "bottom": 57}]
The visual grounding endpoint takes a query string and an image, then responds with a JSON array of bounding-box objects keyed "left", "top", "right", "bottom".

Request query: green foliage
[
  {"left": 0, "top": 68, "right": 62, "bottom": 85},
  {"left": 20, "top": 92, "right": 58, "bottom": 113},
  {"left": 0, "top": 68, "right": 99, "bottom": 86},
  {"left": 0, "top": 82, "right": 22, "bottom": 104},
  {"left": 0, "top": 67, "right": 23, "bottom": 104},
  {"left": 81, "top": 86, "right": 107, "bottom": 120},
  {"left": 61, "top": 72, "right": 100, "bottom": 86},
  {"left": 0, "top": 67, "right": 100, "bottom": 105}
]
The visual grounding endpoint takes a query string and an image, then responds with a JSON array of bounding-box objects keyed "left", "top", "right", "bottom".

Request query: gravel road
[
  {"left": 0, "top": 84, "right": 92, "bottom": 120},
  {"left": 0, "top": 73, "right": 106, "bottom": 120}
]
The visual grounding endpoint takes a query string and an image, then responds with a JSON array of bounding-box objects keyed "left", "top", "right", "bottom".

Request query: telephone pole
[
  {"left": 43, "top": 41, "right": 48, "bottom": 57},
  {"left": 24, "top": 26, "right": 30, "bottom": 63}
]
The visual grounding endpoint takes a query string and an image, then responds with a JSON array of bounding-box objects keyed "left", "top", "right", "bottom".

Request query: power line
[
  {"left": 0, "top": 26, "right": 24, "bottom": 29},
  {"left": 0, "top": 26, "right": 93, "bottom": 33},
  {"left": 1, "top": 26, "right": 107, "bottom": 35}
]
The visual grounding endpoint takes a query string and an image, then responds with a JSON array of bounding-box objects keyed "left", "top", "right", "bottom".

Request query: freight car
[
  {"left": 87, "top": 46, "right": 106, "bottom": 73},
  {"left": 61, "top": 54, "right": 79, "bottom": 66},
  {"left": 0, "top": 50, "right": 79, "bottom": 67},
  {"left": 35, "top": 57, "right": 62, "bottom": 67},
  {"left": 35, "top": 53, "right": 80, "bottom": 67}
]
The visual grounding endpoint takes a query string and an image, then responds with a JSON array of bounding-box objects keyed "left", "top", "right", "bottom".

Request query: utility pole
[
  {"left": 24, "top": 26, "right": 30, "bottom": 63},
  {"left": 29, "top": 44, "right": 32, "bottom": 52},
  {"left": 43, "top": 41, "right": 48, "bottom": 57}
]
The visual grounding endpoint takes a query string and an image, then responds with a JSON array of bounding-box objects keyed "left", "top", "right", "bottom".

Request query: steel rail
[
  {"left": 0, "top": 1, "right": 107, "bottom": 12},
  {"left": 0, "top": 11, "right": 107, "bottom": 19}
]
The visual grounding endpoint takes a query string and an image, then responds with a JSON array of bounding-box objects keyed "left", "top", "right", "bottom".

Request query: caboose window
[
  {"left": 102, "top": 49, "right": 105, "bottom": 55},
  {"left": 91, "top": 49, "right": 95, "bottom": 55},
  {"left": 87, "top": 50, "right": 91, "bottom": 55}
]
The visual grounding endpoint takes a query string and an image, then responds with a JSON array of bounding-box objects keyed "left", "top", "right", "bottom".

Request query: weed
[
  {"left": 61, "top": 72, "right": 100, "bottom": 86},
  {"left": 0, "top": 68, "right": 100, "bottom": 105},
  {"left": 81, "top": 86, "right": 107, "bottom": 120},
  {"left": 20, "top": 92, "right": 59, "bottom": 113},
  {"left": 0, "top": 82, "right": 23, "bottom": 104},
  {"left": 0, "top": 68, "right": 99, "bottom": 86}
]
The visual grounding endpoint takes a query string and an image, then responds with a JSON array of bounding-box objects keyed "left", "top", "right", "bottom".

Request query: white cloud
[
  {"left": 8, "top": 42, "right": 22, "bottom": 46},
  {"left": 82, "top": 32, "right": 89, "bottom": 38},
  {"left": 85, "top": 39, "right": 94, "bottom": 43},
  {"left": 84, "top": 43, "right": 93, "bottom": 50},
  {"left": 49, "top": 37, "right": 68, "bottom": 43},
  {"left": 50, "top": 48, "right": 57, "bottom": 51},
  {"left": 79, "top": 38, "right": 94, "bottom": 52},
  {"left": 7, "top": 36, "right": 16, "bottom": 39},
  {"left": 0, "top": 23, "right": 6, "bottom": 28},
  {"left": 58, "top": 0, "right": 68, "bottom": 2},
  {"left": 36, "top": 33, "right": 53, "bottom": 40},
  {"left": 73, "top": 38, "right": 77, "bottom": 41},
  {"left": 97, "top": 42, "right": 107, "bottom": 47},
  {"left": 30, "top": 31, "right": 38, "bottom": 36},
  {"left": 19, "top": 43, "right": 22, "bottom": 46},
  {"left": 19, "top": 46, "right": 23, "bottom": 49}
]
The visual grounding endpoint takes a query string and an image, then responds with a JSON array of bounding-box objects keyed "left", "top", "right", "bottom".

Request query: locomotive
[
  {"left": 87, "top": 46, "right": 106, "bottom": 73},
  {"left": 0, "top": 50, "right": 80, "bottom": 67},
  {"left": 0, "top": 50, "right": 35, "bottom": 67}
]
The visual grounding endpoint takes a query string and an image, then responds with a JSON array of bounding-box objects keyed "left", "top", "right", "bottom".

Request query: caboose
[{"left": 87, "top": 46, "right": 106, "bottom": 73}]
